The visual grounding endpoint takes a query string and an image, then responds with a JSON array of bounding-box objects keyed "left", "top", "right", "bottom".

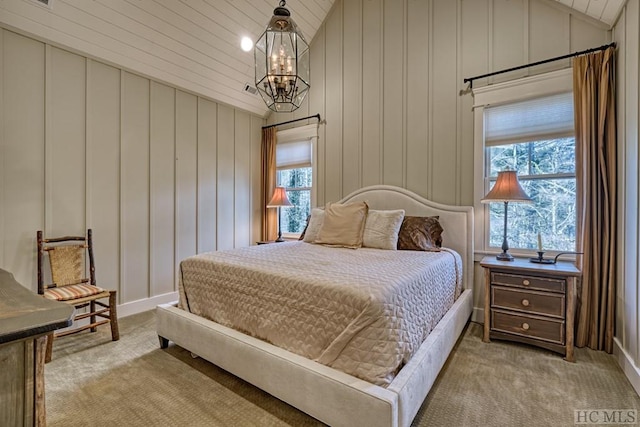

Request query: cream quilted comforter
[{"left": 178, "top": 241, "right": 462, "bottom": 386}]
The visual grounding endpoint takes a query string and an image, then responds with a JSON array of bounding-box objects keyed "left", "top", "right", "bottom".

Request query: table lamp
[
  {"left": 481, "top": 170, "right": 532, "bottom": 261},
  {"left": 267, "top": 186, "right": 293, "bottom": 242}
]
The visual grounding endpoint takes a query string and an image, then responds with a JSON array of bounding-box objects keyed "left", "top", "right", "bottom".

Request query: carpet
[{"left": 45, "top": 310, "right": 640, "bottom": 426}]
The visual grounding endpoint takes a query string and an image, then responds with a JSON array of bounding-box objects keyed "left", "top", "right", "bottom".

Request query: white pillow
[
  {"left": 362, "top": 209, "right": 405, "bottom": 250},
  {"left": 302, "top": 208, "right": 325, "bottom": 243}
]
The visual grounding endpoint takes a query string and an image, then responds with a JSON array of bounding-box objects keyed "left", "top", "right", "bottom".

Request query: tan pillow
[
  {"left": 362, "top": 209, "right": 405, "bottom": 250},
  {"left": 302, "top": 208, "right": 325, "bottom": 243},
  {"left": 315, "top": 202, "right": 369, "bottom": 248},
  {"left": 397, "top": 216, "right": 443, "bottom": 251}
]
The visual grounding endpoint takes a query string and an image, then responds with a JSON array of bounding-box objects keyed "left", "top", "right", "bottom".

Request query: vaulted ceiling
[
  {"left": 0, "top": 0, "right": 622, "bottom": 117},
  {"left": 202, "top": 0, "right": 623, "bottom": 117}
]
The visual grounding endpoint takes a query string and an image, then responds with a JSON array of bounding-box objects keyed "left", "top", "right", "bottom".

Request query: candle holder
[
  {"left": 529, "top": 251, "right": 584, "bottom": 264},
  {"left": 529, "top": 251, "right": 555, "bottom": 264}
]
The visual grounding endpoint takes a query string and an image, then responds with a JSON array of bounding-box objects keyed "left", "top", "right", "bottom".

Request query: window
[
  {"left": 275, "top": 124, "right": 317, "bottom": 236},
  {"left": 277, "top": 167, "right": 312, "bottom": 234},
  {"left": 484, "top": 92, "right": 576, "bottom": 252}
]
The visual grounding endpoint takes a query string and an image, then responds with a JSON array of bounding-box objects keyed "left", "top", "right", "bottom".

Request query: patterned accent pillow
[
  {"left": 362, "top": 209, "right": 405, "bottom": 250},
  {"left": 397, "top": 216, "right": 443, "bottom": 251},
  {"left": 298, "top": 214, "right": 311, "bottom": 240},
  {"left": 315, "top": 202, "right": 369, "bottom": 248}
]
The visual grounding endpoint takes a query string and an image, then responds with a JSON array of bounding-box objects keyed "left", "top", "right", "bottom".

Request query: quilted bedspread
[{"left": 178, "top": 241, "right": 462, "bottom": 386}]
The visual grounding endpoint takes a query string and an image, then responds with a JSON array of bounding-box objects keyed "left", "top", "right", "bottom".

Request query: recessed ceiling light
[{"left": 241, "top": 37, "right": 253, "bottom": 52}]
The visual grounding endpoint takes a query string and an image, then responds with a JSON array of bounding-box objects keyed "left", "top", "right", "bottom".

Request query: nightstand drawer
[
  {"left": 491, "top": 272, "right": 565, "bottom": 293},
  {"left": 492, "top": 286, "right": 565, "bottom": 318},
  {"left": 492, "top": 310, "right": 564, "bottom": 345}
]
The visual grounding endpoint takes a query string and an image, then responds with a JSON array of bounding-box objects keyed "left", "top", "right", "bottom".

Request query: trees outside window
[
  {"left": 277, "top": 167, "right": 312, "bottom": 234},
  {"left": 487, "top": 137, "right": 576, "bottom": 251}
]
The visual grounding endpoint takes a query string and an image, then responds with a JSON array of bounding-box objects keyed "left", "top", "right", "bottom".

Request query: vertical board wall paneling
[
  {"left": 87, "top": 60, "right": 121, "bottom": 296},
  {"left": 382, "top": 0, "right": 405, "bottom": 188},
  {"left": 0, "top": 27, "right": 264, "bottom": 302},
  {"left": 120, "top": 72, "right": 150, "bottom": 303},
  {"left": 2, "top": 31, "right": 45, "bottom": 290},
  {"left": 528, "top": 0, "right": 570, "bottom": 74},
  {"left": 491, "top": 0, "right": 528, "bottom": 84},
  {"left": 360, "top": 0, "right": 383, "bottom": 189},
  {"left": 175, "top": 90, "right": 198, "bottom": 275},
  {"left": 250, "top": 116, "right": 263, "bottom": 244},
  {"left": 341, "top": 0, "right": 363, "bottom": 196},
  {"left": 149, "top": 81, "right": 176, "bottom": 296},
  {"left": 324, "top": 4, "right": 343, "bottom": 203},
  {"left": 216, "top": 105, "right": 235, "bottom": 250},
  {"left": 570, "top": 15, "right": 610, "bottom": 51},
  {"left": 459, "top": 0, "right": 489, "bottom": 206},
  {"left": 405, "top": 0, "right": 430, "bottom": 198},
  {"left": 47, "top": 46, "right": 86, "bottom": 237},
  {"left": 234, "top": 111, "right": 252, "bottom": 248},
  {"left": 430, "top": 0, "right": 459, "bottom": 206},
  {"left": 197, "top": 98, "right": 218, "bottom": 254},
  {"left": 309, "top": 25, "right": 327, "bottom": 207}
]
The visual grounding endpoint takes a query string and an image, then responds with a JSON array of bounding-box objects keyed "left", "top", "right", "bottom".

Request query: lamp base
[
  {"left": 275, "top": 236, "right": 285, "bottom": 243},
  {"left": 496, "top": 252, "right": 514, "bottom": 262}
]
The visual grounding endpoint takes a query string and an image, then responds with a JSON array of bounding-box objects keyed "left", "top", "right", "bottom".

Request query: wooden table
[
  {"left": 0, "top": 268, "right": 74, "bottom": 426},
  {"left": 480, "top": 256, "right": 581, "bottom": 362}
]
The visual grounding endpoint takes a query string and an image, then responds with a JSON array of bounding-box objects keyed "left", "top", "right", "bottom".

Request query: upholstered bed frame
[{"left": 156, "top": 185, "right": 474, "bottom": 427}]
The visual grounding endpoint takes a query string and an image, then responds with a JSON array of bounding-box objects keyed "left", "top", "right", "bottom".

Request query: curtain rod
[
  {"left": 463, "top": 42, "right": 616, "bottom": 89},
  {"left": 262, "top": 113, "right": 322, "bottom": 129}
]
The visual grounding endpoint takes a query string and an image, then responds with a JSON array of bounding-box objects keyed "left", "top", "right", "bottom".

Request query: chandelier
[{"left": 255, "top": 0, "right": 310, "bottom": 112}]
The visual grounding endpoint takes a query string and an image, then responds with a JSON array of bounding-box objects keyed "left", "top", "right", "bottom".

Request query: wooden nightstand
[{"left": 480, "top": 256, "right": 581, "bottom": 362}]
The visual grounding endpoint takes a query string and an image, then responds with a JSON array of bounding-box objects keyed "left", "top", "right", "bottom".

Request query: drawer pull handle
[
  {"left": 522, "top": 279, "right": 530, "bottom": 286},
  {"left": 521, "top": 299, "right": 530, "bottom": 307},
  {"left": 522, "top": 323, "right": 530, "bottom": 331}
]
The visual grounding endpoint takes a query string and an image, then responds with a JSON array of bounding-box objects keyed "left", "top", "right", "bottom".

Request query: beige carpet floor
[{"left": 46, "top": 310, "right": 640, "bottom": 427}]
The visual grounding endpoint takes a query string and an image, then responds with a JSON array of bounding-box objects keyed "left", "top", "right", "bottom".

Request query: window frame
[
  {"left": 473, "top": 68, "right": 576, "bottom": 260},
  {"left": 275, "top": 124, "right": 318, "bottom": 238}
]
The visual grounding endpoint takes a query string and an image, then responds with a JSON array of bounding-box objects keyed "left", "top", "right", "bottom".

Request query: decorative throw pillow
[
  {"left": 314, "top": 202, "right": 369, "bottom": 248},
  {"left": 298, "top": 214, "right": 311, "bottom": 240},
  {"left": 397, "top": 216, "right": 443, "bottom": 251},
  {"left": 302, "top": 208, "right": 325, "bottom": 243},
  {"left": 362, "top": 209, "right": 405, "bottom": 250}
]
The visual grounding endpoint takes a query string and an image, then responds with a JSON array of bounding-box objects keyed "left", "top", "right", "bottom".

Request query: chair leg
[
  {"left": 109, "top": 290, "right": 120, "bottom": 341},
  {"left": 45, "top": 332, "right": 54, "bottom": 364},
  {"left": 90, "top": 300, "right": 97, "bottom": 332}
]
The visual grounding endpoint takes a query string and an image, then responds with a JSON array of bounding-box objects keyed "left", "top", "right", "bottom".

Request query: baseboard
[
  {"left": 117, "top": 292, "right": 179, "bottom": 318},
  {"left": 614, "top": 337, "right": 640, "bottom": 397}
]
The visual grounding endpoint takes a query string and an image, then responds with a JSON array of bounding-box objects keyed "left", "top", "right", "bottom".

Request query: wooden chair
[{"left": 37, "top": 229, "right": 119, "bottom": 362}]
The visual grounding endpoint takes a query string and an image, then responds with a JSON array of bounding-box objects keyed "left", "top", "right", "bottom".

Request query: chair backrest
[{"left": 37, "top": 229, "right": 96, "bottom": 295}]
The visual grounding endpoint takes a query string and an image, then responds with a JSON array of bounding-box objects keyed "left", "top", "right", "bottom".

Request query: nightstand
[{"left": 480, "top": 256, "right": 581, "bottom": 362}]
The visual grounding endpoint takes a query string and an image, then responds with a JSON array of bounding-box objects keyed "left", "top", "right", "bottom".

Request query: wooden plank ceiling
[{"left": 7, "top": 0, "right": 621, "bottom": 117}]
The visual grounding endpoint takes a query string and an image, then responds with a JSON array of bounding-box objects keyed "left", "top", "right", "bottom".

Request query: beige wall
[
  {"left": 0, "top": 29, "right": 263, "bottom": 309},
  {"left": 272, "top": 0, "right": 610, "bottom": 210},
  {"left": 613, "top": 0, "right": 640, "bottom": 394}
]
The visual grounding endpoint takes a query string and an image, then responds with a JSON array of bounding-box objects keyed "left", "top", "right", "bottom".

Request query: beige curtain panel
[
  {"left": 572, "top": 46, "right": 616, "bottom": 353},
  {"left": 261, "top": 127, "right": 278, "bottom": 241}
]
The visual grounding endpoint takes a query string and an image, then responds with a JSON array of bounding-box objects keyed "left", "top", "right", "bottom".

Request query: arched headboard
[{"left": 339, "top": 185, "right": 474, "bottom": 290}]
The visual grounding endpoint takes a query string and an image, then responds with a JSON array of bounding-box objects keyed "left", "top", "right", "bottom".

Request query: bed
[{"left": 156, "top": 185, "right": 474, "bottom": 427}]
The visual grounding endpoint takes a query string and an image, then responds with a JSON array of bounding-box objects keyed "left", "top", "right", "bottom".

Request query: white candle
[{"left": 537, "top": 233, "right": 542, "bottom": 251}]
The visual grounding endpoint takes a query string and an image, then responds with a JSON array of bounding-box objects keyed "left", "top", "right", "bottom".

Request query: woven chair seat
[{"left": 44, "top": 283, "right": 106, "bottom": 301}]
